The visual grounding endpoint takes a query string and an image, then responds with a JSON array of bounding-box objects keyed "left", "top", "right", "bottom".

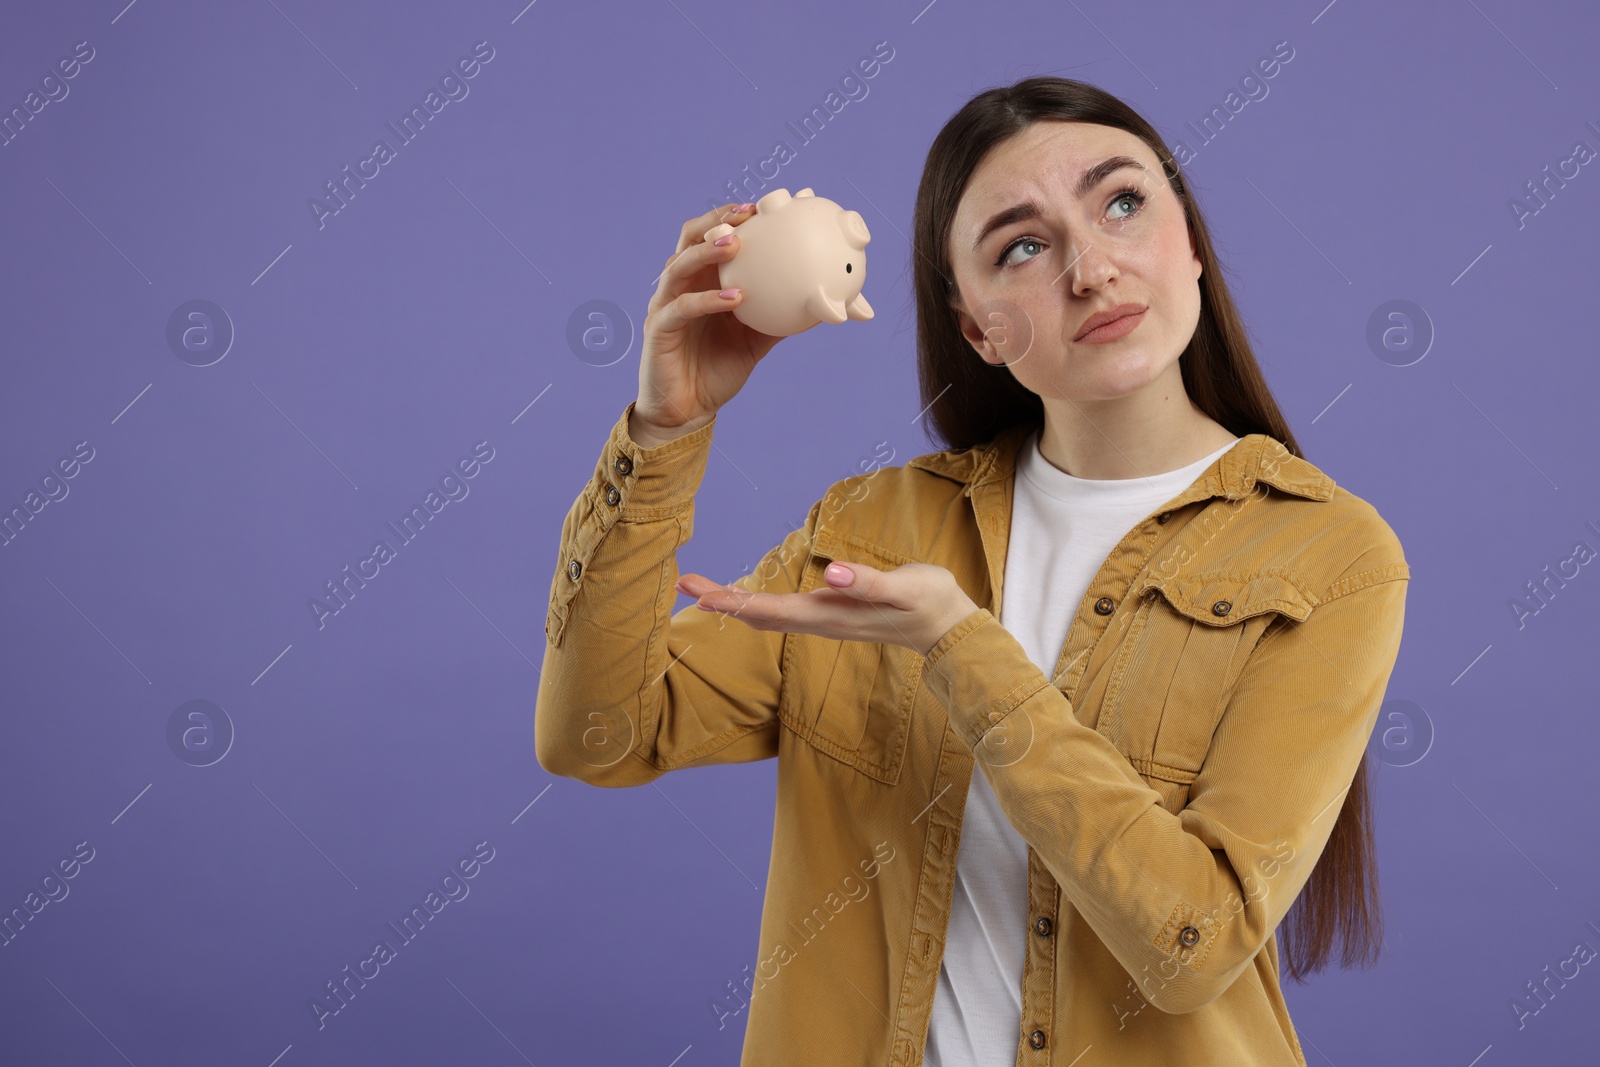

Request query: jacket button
[
  {"left": 1034, "top": 916, "right": 1052, "bottom": 937},
  {"left": 614, "top": 454, "right": 633, "bottom": 476},
  {"left": 1211, "top": 600, "right": 1232, "bottom": 616},
  {"left": 605, "top": 485, "right": 620, "bottom": 506},
  {"left": 1029, "top": 1029, "right": 1046, "bottom": 1050},
  {"left": 1156, "top": 511, "right": 1171, "bottom": 524},
  {"left": 567, "top": 560, "right": 582, "bottom": 581},
  {"left": 1179, "top": 924, "right": 1200, "bottom": 947},
  {"left": 1093, "top": 596, "right": 1114, "bottom": 615}
]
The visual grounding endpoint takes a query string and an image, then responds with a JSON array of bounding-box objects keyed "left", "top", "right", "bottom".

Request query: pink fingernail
[
  {"left": 714, "top": 233, "right": 734, "bottom": 246},
  {"left": 719, "top": 288, "right": 740, "bottom": 300}
]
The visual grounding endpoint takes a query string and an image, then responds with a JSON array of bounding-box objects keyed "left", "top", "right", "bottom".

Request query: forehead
[{"left": 955, "top": 121, "right": 1153, "bottom": 221}]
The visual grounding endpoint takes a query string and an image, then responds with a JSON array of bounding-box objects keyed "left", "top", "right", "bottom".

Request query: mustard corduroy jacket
[{"left": 536, "top": 400, "right": 1410, "bottom": 1067}]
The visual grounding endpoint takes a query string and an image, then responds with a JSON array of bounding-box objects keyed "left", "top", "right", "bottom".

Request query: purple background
[{"left": 2, "top": 0, "right": 1597, "bottom": 1063}]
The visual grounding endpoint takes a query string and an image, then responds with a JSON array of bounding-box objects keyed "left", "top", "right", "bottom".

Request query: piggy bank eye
[{"left": 846, "top": 262, "right": 853, "bottom": 273}]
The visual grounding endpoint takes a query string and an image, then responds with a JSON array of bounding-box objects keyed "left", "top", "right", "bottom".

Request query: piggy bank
[{"left": 702, "top": 187, "right": 874, "bottom": 338}]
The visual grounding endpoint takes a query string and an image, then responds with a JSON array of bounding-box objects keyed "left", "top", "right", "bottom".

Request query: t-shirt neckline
[{"left": 1016, "top": 428, "right": 1241, "bottom": 508}]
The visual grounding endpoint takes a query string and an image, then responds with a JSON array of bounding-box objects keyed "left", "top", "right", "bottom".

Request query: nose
[{"left": 1059, "top": 240, "right": 1117, "bottom": 296}]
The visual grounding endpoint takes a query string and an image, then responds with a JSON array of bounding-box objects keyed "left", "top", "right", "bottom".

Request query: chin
[{"left": 1072, "top": 346, "right": 1169, "bottom": 397}]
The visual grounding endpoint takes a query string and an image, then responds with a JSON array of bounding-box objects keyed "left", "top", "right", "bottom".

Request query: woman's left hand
[{"left": 676, "top": 560, "right": 982, "bottom": 656}]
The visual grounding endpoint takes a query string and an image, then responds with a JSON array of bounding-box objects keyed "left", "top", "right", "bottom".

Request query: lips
[{"left": 1074, "top": 302, "right": 1147, "bottom": 342}]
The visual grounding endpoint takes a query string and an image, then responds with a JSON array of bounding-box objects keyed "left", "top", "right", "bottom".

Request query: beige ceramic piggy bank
[{"left": 702, "top": 187, "right": 874, "bottom": 337}]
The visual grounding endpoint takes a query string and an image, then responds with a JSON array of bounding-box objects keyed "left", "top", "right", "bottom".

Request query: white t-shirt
[{"left": 923, "top": 427, "right": 1241, "bottom": 1066}]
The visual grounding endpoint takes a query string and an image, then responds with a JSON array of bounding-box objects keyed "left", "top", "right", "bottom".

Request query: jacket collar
[{"left": 906, "top": 423, "right": 1335, "bottom": 503}]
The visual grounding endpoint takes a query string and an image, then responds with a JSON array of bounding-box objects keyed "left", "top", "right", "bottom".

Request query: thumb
[
  {"left": 823, "top": 562, "right": 855, "bottom": 587},
  {"left": 822, "top": 560, "right": 888, "bottom": 599}
]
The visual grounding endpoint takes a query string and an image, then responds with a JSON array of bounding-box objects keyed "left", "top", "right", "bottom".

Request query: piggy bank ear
[
  {"left": 756, "top": 188, "right": 792, "bottom": 212},
  {"left": 838, "top": 210, "right": 871, "bottom": 250}
]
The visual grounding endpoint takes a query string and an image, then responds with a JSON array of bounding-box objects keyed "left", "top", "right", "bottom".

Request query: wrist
[
  {"left": 627, "top": 405, "right": 714, "bottom": 450},
  {"left": 921, "top": 590, "right": 982, "bottom": 656}
]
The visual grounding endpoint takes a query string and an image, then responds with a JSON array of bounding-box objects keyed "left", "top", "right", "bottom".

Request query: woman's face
[{"left": 946, "top": 120, "right": 1203, "bottom": 405}]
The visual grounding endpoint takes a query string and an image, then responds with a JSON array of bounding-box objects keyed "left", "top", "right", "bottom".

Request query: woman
[{"left": 536, "top": 76, "right": 1409, "bottom": 1066}]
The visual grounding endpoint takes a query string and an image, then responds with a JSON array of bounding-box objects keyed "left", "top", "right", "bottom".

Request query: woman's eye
[
  {"left": 997, "top": 237, "right": 1043, "bottom": 268},
  {"left": 995, "top": 192, "right": 1144, "bottom": 267},
  {"left": 1108, "top": 191, "right": 1145, "bottom": 220}
]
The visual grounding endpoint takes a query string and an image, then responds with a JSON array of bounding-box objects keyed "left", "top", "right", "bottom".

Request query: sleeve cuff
[
  {"left": 923, "top": 607, "right": 993, "bottom": 666},
  {"left": 920, "top": 608, "right": 1055, "bottom": 753},
  {"left": 603, "top": 400, "right": 718, "bottom": 518}
]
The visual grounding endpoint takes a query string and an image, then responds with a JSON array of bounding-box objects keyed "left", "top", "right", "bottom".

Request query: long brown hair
[{"left": 908, "top": 75, "right": 1381, "bottom": 982}]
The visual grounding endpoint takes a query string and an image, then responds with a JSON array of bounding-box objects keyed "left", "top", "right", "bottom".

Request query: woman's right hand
[{"left": 632, "top": 202, "right": 784, "bottom": 446}]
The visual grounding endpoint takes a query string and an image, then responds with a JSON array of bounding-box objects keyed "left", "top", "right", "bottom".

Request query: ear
[
  {"left": 1188, "top": 221, "right": 1202, "bottom": 282},
  {"left": 949, "top": 292, "right": 1002, "bottom": 365}
]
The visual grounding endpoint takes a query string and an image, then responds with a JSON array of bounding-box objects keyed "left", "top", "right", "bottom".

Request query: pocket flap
[
  {"left": 1139, "top": 572, "right": 1315, "bottom": 626},
  {"left": 811, "top": 524, "right": 918, "bottom": 569}
]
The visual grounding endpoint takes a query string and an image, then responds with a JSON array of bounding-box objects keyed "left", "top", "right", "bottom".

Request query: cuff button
[{"left": 567, "top": 560, "right": 582, "bottom": 581}]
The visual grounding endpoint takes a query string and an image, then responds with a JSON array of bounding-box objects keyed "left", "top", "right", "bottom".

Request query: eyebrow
[{"left": 969, "top": 155, "right": 1147, "bottom": 253}]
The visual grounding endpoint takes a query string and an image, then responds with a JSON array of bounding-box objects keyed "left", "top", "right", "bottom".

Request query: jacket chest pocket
[
  {"left": 1099, "top": 571, "right": 1316, "bottom": 811},
  {"left": 778, "top": 527, "right": 919, "bottom": 786}
]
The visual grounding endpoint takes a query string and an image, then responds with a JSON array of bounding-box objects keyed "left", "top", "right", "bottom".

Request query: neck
[{"left": 1033, "top": 380, "right": 1236, "bottom": 481}]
